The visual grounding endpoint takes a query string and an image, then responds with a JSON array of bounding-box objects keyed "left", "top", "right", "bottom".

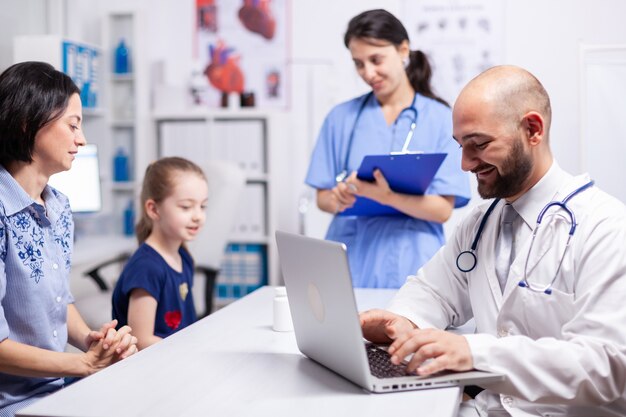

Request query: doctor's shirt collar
[{"left": 509, "top": 160, "right": 573, "bottom": 231}]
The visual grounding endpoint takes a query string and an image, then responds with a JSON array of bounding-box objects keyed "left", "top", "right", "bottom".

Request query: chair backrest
[{"left": 187, "top": 160, "right": 246, "bottom": 269}]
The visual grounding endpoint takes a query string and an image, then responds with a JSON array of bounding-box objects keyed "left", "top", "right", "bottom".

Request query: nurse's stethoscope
[
  {"left": 335, "top": 92, "right": 419, "bottom": 183},
  {"left": 455, "top": 180, "right": 595, "bottom": 295}
]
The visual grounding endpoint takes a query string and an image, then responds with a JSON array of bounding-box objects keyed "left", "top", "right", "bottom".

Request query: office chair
[
  {"left": 188, "top": 160, "right": 246, "bottom": 316},
  {"left": 77, "top": 250, "right": 216, "bottom": 327},
  {"left": 81, "top": 256, "right": 223, "bottom": 319}
]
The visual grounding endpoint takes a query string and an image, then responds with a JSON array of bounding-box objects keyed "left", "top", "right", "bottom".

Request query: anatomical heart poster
[{"left": 195, "top": 0, "right": 289, "bottom": 108}]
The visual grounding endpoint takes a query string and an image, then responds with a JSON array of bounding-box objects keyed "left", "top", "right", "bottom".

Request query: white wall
[
  {"left": 502, "top": 0, "right": 626, "bottom": 176},
  {"left": 0, "top": 0, "right": 48, "bottom": 71},
  {"left": 581, "top": 46, "right": 626, "bottom": 203},
  {"left": 4, "top": 0, "right": 626, "bottom": 238},
  {"left": 290, "top": 0, "right": 626, "bottom": 237}
]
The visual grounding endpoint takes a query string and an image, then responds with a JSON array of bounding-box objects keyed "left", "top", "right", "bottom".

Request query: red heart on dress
[{"left": 164, "top": 310, "right": 182, "bottom": 330}]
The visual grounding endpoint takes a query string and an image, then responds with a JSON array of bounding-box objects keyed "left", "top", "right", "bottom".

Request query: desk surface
[{"left": 18, "top": 287, "right": 461, "bottom": 417}]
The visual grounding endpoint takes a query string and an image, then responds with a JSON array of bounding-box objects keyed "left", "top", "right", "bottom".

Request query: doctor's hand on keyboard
[
  {"left": 366, "top": 343, "right": 418, "bottom": 378},
  {"left": 359, "top": 309, "right": 417, "bottom": 344},
  {"left": 388, "top": 328, "right": 473, "bottom": 376}
]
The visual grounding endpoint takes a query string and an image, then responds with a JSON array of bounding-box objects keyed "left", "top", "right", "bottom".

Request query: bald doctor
[{"left": 360, "top": 66, "right": 626, "bottom": 416}]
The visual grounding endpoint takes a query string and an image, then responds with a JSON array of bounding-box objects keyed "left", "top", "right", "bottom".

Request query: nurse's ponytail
[
  {"left": 406, "top": 49, "right": 448, "bottom": 107},
  {"left": 344, "top": 9, "right": 448, "bottom": 107}
]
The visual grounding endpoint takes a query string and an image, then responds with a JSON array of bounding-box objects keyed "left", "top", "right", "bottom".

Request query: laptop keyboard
[{"left": 366, "top": 343, "right": 416, "bottom": 379}]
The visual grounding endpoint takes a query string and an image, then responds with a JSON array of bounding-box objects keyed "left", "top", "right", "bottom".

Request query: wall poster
[
  {"left": 62, "top": 40, "right": 100, "bottom": 110},
  {"left": 402, "top": 0, "right": 504, "bottom": 105},
  {"left": 194, "top": 0, "right": 289, "bottom": 109}
]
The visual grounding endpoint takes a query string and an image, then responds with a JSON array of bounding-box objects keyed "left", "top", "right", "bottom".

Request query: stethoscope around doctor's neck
[
  {"left": 335, "top": 91, "right": 419, "bottom": 183},
  {"left": 455, "top": 180, "right": 595, "bottom": 295}
]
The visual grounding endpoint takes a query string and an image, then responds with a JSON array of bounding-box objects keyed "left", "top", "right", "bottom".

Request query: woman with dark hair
[
  {"left": 305, "top": 9, "right": 470, "bottom": 288},
  {"left": 0, "top": 61, "right": 137, "bottom": 416}
]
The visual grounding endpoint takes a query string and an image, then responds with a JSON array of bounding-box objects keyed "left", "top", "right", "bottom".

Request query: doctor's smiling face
[
  {"left": 453, "top": 102, "right": 533, "bottom": 200},
  {"left": 453, "top": 66, "right": 553, "bottom": 201}
]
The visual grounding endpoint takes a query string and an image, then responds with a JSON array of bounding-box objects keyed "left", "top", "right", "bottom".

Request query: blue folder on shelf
[{"left": 339, "top": 153, "right": 447, "bottom": 216}]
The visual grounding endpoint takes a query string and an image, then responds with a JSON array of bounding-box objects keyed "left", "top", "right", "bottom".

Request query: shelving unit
[
  {"left": 12, "top": 35, "right": 110, "bottom": 237},
  {"left": 101, "top": 10, "right": 149, "bottom": 238},
  {"left": 153, "top": 108, "right": 282, "bottom": 306},
  {"left": 12, "top": 15, "right": 149, "bottom": 240}
]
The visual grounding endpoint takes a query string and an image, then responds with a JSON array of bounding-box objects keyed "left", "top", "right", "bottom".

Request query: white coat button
[
  {"left": 53, "top": 330, "right": 58, "bottom": 337},
  {"left": 502, "top": 396, "right": 514, "bottom": 406},
  {"left": 56, "top": 296, "right": 62, "bottom": 303},
  {"left": 497, "top": 328, "right": 509, "bottom": 337},
  {"left": 52, "top": 263, "right": 59, "bottom": 270}
]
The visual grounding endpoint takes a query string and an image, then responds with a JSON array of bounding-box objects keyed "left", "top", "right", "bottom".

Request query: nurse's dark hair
[
  {"left": 344, "top": 9, "right": 448, "bottom": 107},
  {"left": 0, "top": 61, "right": 80, "bottom": 166},
  {"left": 136, "top": 157, "right": 207, "bottom": 245}
]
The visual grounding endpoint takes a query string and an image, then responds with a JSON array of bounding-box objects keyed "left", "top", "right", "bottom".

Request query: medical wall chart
[
  {"left": 402, "top": 0, "right": 504, "bottom": 105},
  {"left": 62, "top": 40, "right": 100, "bottom": 110},
  {"left": 195, "top": 0, "right": 289, "bottom": 108}
]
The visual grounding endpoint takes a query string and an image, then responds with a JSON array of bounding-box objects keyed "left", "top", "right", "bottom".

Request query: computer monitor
[{"left": 48, "top": 144, "right": 102, "bottom": 213}]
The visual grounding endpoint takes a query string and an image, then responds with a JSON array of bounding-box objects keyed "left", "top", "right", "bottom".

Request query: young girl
[{"left": 112, "top": 157, "right": 209, "bottom": 350}]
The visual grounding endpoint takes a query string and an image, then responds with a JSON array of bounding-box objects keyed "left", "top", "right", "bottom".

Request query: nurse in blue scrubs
[{"left": 305, "top": 9, "right": 470, "bottom": 288}]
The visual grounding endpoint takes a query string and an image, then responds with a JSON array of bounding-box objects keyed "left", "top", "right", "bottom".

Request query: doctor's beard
[{"left": 475, "top": 138, "right": 533, "bottom": 199}]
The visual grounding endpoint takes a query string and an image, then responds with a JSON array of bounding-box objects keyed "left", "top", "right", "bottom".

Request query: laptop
[{"left": 275, "top": 230, "right": 503, "bottom": 393}]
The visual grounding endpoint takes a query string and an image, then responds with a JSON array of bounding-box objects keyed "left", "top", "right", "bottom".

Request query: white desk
[{"left": 18, "top": 287, "right": 461, "bottom": 417}]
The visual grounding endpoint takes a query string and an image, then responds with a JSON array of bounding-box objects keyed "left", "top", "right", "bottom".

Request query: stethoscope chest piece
[
  {"left": 455, "top": 198, "right": 501, "bottom": 274},
  {"left": 456, "top": 250, "right": 477, "bottom": 272}
]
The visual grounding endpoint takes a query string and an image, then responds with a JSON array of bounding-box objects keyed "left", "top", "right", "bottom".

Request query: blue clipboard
[{"left": 339, "top": 153, "right": 447, "bottom": 216}]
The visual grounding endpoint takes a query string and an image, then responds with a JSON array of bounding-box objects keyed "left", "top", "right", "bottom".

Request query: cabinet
[{"left": 154, "top": 109, "right": 282, "bottom": 306}]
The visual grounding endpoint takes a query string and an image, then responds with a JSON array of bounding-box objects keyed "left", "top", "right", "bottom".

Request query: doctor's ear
[{"left": 522, "top": 111, "right": 545, "bottom": 145}]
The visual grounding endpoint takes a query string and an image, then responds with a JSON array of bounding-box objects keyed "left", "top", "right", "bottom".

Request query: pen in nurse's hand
[{"left": 335, "top": 170, "right": 358, "bottom": 192}]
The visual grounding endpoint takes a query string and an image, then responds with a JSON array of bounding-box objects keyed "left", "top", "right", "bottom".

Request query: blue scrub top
[{"left": 305, "top": 92, "right": 471, "bottom": 288}]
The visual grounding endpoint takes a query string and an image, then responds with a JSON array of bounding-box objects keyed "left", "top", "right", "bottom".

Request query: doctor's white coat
[{"left": 389, "top": 169, "right": 626, "bottom": 417}]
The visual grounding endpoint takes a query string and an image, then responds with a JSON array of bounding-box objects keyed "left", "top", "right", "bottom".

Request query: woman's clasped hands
[{"left": 82, "top": 320, "right": 138, "bottom": 375}]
